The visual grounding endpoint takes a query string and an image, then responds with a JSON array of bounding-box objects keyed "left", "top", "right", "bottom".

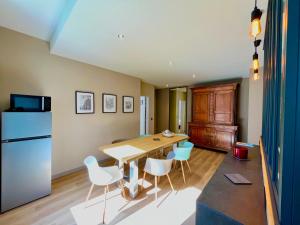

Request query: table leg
[
  {"left": 160, "top": 148, "right": 164, "bottom": 157},
  {"left": 129, "top": 160, "right": 139, "bottom": 198},
  {"left": 173, "top": 143, "right": 178, "bottom": 150},
  {"left": 118, "top": 160, "right": 124, "bottom": 177}
]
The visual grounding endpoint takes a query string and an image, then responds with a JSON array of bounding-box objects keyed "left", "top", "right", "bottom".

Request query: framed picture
[
  {"left": 123, "top": 96, "right": 134, "bottom": 113},
  {"left": 102, "top": 93, "right": 117, "bottom": 113},
  {"left": 75, "top": 91, "right": 94, "bottom": 114}
]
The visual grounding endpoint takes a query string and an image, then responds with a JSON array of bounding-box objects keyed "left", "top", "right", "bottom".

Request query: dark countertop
[{"left": 197, "top": 147, "right": 267, "bottom": 225}]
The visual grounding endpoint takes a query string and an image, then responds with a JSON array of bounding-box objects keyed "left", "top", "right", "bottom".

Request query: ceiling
[
  {"left": 0, "top": 0, "right": 69, "bottom": 41},
  {"left": 0, "top": 0, "right": 268, "bottom": 88}
]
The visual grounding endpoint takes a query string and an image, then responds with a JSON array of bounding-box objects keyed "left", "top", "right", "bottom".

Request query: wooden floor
[{"left": 0, "top": 148, "right": 225, "bottom": 225}]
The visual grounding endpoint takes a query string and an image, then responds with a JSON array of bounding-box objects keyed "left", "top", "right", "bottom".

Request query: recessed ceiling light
[
  {"left": 117, "top": 34, "right": 125, "bottom": 39},
  {"left": 192, "top": 74, "right": 196, "bottom": 79},
  {"left": 168, "top": 61, "right": 173, "bottom": 66}
]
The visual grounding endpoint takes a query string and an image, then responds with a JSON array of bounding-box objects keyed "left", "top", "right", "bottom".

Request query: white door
[
  {"left": 178, "top": 100, "right": 186, "bottom": 133},
  {"left": 140, "top": 96, "right": 149, "bottom": 135}
]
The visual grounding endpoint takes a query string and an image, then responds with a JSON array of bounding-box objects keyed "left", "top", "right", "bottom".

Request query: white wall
[
  {"left": 237, "top": 78, "right": 249, "bottom": 142},
  {"left": 247, "top": 72, "right": 264, "bottom": 145},
  {"left": 155, "top": 89, "right": 169, "bottom": 133}
]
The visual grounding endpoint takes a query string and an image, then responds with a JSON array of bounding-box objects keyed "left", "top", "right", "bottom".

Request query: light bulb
[
  {"left": 251, "top": 19, "right": 262, "bottom": 37},
  {"left": 251, "top": 6, "right": 262, "bottom": 37},
  {"left": 253, "top": 73, "right": 259, "bottom": 80},
  {"left": 253, "top": 58, "right": 259, "bottom": 70}
]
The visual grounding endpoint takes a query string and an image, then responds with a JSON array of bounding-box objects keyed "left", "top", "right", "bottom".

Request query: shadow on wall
[{"left": 0, "top": 73, "right": 44, "bottom": 111}]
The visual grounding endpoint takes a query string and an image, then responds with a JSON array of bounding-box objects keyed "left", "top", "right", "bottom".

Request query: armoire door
[
  {"left": 192, "top": 92, "right": 211, "bottom": 123},
  {"left": 213, "top": 90, "right": 234, "bottom": 125},
  {"left": 214, "top": 130, "right": 234, "bottom": 150},
  {"left": 188, "top": 125, "right": 212, "bottom": 148}
]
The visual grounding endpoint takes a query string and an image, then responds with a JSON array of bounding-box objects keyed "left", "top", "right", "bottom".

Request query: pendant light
[
  {"left": 250, "top": 0, "right": 262, "bottom": 81},
  {"left": 253, "top": 69, "right": 260, "bottom": 80},
  {"left": 252, "top": 39, "right": 261, "bottom": 70},
  {"left": 251, "top": 0, "right": 262, "bottom": 37},
  {"left": 253, "top": 52, "right": 259, "bottom": 70}
]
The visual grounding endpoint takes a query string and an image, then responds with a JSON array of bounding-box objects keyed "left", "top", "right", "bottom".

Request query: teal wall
[{"left": 262, "top": 0, "right": 300, "bottom": 224}]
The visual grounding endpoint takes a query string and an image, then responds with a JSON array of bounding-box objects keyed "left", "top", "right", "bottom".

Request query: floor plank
[{"left": 0, "top": 148, "right": 225, "bottom": 225}]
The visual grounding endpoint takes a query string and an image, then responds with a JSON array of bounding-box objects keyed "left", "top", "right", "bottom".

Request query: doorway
[{"left": 169, "top": 87, "right": 187, "bottom": 134}]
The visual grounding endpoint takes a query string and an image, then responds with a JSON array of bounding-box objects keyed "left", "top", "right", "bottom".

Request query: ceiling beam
[{"left": 50, "top": 0, "right": 78, "bottom": 52}]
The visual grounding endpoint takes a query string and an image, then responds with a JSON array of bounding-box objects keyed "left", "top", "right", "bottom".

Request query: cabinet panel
[
  {"left": 214, "top": 130, "right": 234, "bottom": 150},
  {"left": 189, "top": 126, "right": 199, "bottom": 143},
  {"left": 199, "top": 127, "right": 212, "bottom": 146},
  {"left": 205, "top": 128, "right": 216, "bottom": 146},
  {"left": 214, "top": 90, "right": 234, "bottom": 125},
  {"left": 189, "top": 126, "right": 209, "bottom": 147},
  {"left": 188, "top": 123, "right": 237, "bottom": 151},
  {"left": 192, "top": 92, "right": 210, "bottom": 123}
]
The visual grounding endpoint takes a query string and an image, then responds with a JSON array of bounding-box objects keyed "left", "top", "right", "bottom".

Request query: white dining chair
[
  {"left": 142, "top": 158, "right": 174, "bottom": 202},
  {"left": 84, "top": 156, "right": 125, "bottom": 224}
]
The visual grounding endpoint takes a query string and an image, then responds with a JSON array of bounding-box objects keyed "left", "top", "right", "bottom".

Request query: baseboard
[
  {"left": 51, "top": 165, "right": 85, "bottom": 180},
  {"left": 51, "top": 158, "right": 110, "bottom": 180}
]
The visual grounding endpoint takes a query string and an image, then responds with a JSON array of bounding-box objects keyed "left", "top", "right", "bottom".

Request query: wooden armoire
[{"left": 188, "top": 83, "right": 238, "bottom": 152}]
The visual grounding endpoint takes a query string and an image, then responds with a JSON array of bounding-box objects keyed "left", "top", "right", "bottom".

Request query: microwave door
[{"left": 10, "top": 94, "right": 51, "bottom": 112}]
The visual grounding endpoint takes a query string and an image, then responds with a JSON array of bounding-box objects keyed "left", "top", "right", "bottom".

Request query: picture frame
[
  {"left": 102, "top": 93, "right": 117, "bottom": 113},
  {"left": 123, "top": 96, "right": 134, "bottom": 113},
  {"left": 75, "top": 91, "right": 95, "bottom": 114}
]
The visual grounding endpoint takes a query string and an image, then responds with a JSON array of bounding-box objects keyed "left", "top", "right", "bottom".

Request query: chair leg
[
  {"left": 103, "top": 186, "right": 108, "bottom": 224},
  {"left": 166, "top": 174, "right": 174, "bottom": 191},
  {"left": 114, "top": 160, "right": 118, "bottom": 166},
  {"left": 86, "top": 184, "right": 94, "bottom": 201},
  {"left": 155, "top": 176, "right": 158, "bottom": 201},
  {"left": 142, "top": 171, "right": 146, "bottom": 190},
  {"left": 174, "top": 160, "right": 177, "bottom": 169},
  {"left": 180, "top": 161, "right": 186, "bottom": 184},
  {"left": 186, "top": 160, "right": 192, "bottom": 173}
]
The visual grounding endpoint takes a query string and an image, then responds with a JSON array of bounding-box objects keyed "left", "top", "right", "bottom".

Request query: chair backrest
[
  {"left": 176, "top": 133, "right": 188, "bottom": 136},
  {"left": 175, "top": 134, "right": 188, "bottom": 147},
  {"left": 84, "top": 156, "right": 112, "bottom": 185},
  {"left": 144, "top": 158, "right": 173, "bottom": 176},
  {"left": 181, "top": 141, "right": 194, "bottom": 149},
  {"left": 174, "top": 141, "right": 194, "bottom": 160}
]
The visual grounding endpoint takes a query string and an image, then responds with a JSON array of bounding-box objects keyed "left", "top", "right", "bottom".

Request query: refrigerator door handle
[{"left": 1, "top": 135, "right": 52, "bottom": 143}]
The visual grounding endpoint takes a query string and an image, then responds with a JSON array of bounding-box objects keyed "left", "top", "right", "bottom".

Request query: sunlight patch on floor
[{"left": 71, "top": 186, "right": 202, "bottom": 225}]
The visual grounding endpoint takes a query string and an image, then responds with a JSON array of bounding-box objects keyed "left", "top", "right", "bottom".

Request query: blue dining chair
[
  {"left": 167, "top": 141, "right": 194, "bottom": 184},
  {"left": 176, "top": 133, "right": 189, "bottom": 147}
]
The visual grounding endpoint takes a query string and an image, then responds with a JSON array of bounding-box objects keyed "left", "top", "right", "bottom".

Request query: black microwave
[{"left": 10, "top": 94, "right": 51, "bottom": 112}]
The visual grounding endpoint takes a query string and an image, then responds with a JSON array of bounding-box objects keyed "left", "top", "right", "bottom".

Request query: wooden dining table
[{"left": 99, "top": 133, "right": 189, "bottom": 198}]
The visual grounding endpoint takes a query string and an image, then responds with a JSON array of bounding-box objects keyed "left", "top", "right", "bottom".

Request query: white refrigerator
[{"left": 1, "top": 112, "right": 52, "bottom": 212}]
